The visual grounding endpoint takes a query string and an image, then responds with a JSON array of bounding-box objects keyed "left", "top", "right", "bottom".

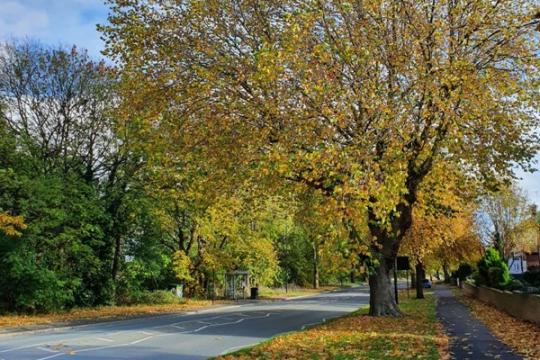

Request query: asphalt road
[{"left": 0, "top": 286, "right": 369, "bottom": 360}]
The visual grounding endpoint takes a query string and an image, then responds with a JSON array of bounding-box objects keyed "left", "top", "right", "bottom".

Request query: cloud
[
  {"left": 0, "top": 0, "right": 108, "bottom": 58},
  {"left": 0, "top": 2, "right": 50, "bottom": 37}
]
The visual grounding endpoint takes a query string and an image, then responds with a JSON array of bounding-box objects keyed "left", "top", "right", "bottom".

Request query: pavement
[
  {"left": 0, "top": 286, "right": 369, "bottom": 360},
  {"left": 435, "top": 285, "right": 522, "bottom": 360}
]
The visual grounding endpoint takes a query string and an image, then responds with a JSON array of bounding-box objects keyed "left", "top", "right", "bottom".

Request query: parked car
[{"left": 422, "top": 279, "right": 432, "bottom": 288}]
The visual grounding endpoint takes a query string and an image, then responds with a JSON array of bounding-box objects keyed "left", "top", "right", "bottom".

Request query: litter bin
[{"left": 250, "top": 287, "right": 258, "bottom": 300}]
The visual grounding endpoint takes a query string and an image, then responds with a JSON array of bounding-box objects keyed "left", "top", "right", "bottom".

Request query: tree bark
[
  {"left": 312, "top": 243, "right": 319, "bottom": 289},
  {"left": 443, "top": 263, "right": 450, "bottom": 283},
  {"left": 366, "top": 160, "right": 429, "bottom": 316},
  {"left": 415, "top": 262, "right": 425, "bottom": 299},
  {"left": 368, "top": 256, "right": 400, "bottom": 316},
  {"left": 111, "top": 233, "right": 122, "bottom": 282}
]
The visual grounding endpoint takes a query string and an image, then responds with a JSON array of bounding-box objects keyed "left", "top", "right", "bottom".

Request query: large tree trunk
[
  {"left": 443, "top": 263, "right": 450, "bottom": 283},
  {"left": 415, "top": 262, "right": 425, "bottom": 299},
  {"left": 366, "top": 163, "right": 428, "bottom": 316},
  {"left": 368, "top": 256, "right": 399, "bottom": 316}
]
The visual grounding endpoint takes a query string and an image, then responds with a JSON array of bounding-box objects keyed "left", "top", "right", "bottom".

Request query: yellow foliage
[{"left": 0, "top": 212, "right": 26, "bottom": 237}]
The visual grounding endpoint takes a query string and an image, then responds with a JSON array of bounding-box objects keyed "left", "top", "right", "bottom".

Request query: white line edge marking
[
  {"left": 139, "top": 331, "right": 153, "bottom": 336},
  {"left": 35, "top": 353, "right": 65, "bottom": 360},
  {"left": 36, "top": 347, "right": 58, "bottom": 353},
  {"left": 301, "top": 317, "right": 326, "bottom": 330},
  {"left": 220, "top": 342, "right": 260, "bottom": 355}
]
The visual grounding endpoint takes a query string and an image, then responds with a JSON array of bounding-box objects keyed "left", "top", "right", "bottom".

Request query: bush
[
  {"left": 505, "top": 279, "right": 525, "bottom": 291},
  {"left": 476, "top": 248, "right": 511, "bottom": 289},
  {"left": 523, "top": 269, "right": 540, "bottom": 287},
  {"left": 454, "top": 263, "right": 474, "bottom": 281}
]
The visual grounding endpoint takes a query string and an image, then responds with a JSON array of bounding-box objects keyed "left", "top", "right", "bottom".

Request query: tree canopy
[{"left": 101, "top": 0, "right": 540, "bottom": 315}]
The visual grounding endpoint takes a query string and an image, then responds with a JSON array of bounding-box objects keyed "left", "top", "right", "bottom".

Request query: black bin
[{"left": 250, "top": 287, "right": 258, "bottom": 300}]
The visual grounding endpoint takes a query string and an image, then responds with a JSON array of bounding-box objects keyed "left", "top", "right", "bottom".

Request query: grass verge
[
  {"left": 453, "top": 288, "right": 540, "bottom": 360},
  {"left": 258, "top": 286, "right": 337, "bottom": 299},
  {"left": 218, "top": 291, "right": 448, "bottom": 360},
  {"left": 0, "top": 299, "right": 223, "bottom": 330}
]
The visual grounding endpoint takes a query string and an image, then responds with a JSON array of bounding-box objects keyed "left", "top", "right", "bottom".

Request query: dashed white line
[
  {"left": 0, "top": 341, "right": 66, "bottom": 354},
  {"left": 130, "top": 336, "right": 154, "bottom": 345},
  {"left": 95, "top": 337, "right": 114, "bottom": 343}
]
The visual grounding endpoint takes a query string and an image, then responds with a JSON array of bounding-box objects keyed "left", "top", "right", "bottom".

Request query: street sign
[{"left": 396, "top": 256, "right": 410, "bottom": 270}]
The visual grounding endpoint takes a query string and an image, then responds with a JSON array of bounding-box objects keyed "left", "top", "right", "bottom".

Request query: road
[{"left": 0, "top": 286, "right": 369, "bottom": 360}]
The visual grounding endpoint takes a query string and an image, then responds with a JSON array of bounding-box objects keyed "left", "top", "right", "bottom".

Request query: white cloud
[
  {"left": 0, "top": 2, "right": 50, "bottom": 37},
  {"left": 0, "top": 0, "right": 107, "bottom": 57}
]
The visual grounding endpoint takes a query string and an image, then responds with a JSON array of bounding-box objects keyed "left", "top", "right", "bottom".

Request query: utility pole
[
  {"left": 531, "top": 205, "right": 539, "bottom": 266},
  {"left": 394, "top": 257, "right": 398, "bottom": 304}
]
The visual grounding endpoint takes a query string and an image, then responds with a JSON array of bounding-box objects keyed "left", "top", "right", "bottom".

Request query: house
[{"left": 508, "top": 251, "right": 540, "bottom": 274}]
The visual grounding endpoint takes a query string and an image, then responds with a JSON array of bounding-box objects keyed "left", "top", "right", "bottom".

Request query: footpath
[{"left": 435, "top": 285, "right": 521, "bottom": 360}]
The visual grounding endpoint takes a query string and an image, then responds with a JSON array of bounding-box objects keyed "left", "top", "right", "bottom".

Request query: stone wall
[{"left": 462, "top": 283, "right": 540, "bottom": 326}]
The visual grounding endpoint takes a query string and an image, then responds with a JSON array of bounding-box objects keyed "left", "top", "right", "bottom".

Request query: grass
[
  {"left": 0, "top": 299, "right": 223, "bottom": 330},
  {"left": 218, "top": 291, "right": 449, "bottom": 360},
  {"left": 453, "top": 288, "right": 540, "bottom": 360},
  {"left": 258, "top": 286, "right": 337, "bottom": 299}
]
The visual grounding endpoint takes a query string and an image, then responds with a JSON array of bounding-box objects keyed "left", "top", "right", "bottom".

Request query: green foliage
[
  {"left": 476, "top": 248, "right": 511, "bottom": 289},
  {"left": 453, "top": 263, "right": 474, "bottom": 281},
  {"left": 505, "top": 279, "right": 525, "bottom": 291},
  {"left": 522, "top": 269, "right": 540, "bottom": 287},
  {"left": 123, "top": 290, "right": 182, "bottom": 306}
]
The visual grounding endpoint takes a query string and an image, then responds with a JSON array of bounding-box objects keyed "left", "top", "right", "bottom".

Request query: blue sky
[
  {"left": 1, "top": 0, "right": 538, "bottom": 205},
  {"left": 0, "top": 0, "right": 108, "bottom": 57}
]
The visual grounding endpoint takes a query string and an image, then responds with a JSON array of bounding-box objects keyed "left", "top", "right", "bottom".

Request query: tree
[
  {"left": 101, "top": 0, "right": 540, "bottom": 316},
  {"left": 0, "top": 212, "right": 26, "bottom": 237},
  {"left": 0, "top": 40, "right": 142, "bottom": 310},
  {"left": 476, "top": 184, "right": 532, "bottom": 261},
  {"left": 402, "top": 162, "right": 481, "bottom": 298}
]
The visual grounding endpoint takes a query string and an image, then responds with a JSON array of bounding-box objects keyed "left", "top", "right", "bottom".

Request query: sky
[{"left": 1, "top": 0, "right": 539, "bottom": 205}]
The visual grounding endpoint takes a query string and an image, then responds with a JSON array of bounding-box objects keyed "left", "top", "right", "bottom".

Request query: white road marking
[
  {"left": 95, "top": 337, "right": 114, "bottom": 343},
  {"left": 301, "top": 317, "right": 326, "bottom": 330},
  {"left": 35, "top": 353, "right": 65, "bottom": 360},
  {"left": 36, "top": 347, "right": 58, "bottom": 353},
  {"left": 220, "top": 342, "right": 260, "bottom": 355},
  {"left": 191, "top": 313, "right": 272, "bottom": 333},
  {"left": 130, "top": 336, "right": 154, "bottom": 345},
  {"left": 0, "top": 340, "right": 67, "bottom": 354},
  {"left": 139, "top": 331, "right": 153, "bottom": 336}
]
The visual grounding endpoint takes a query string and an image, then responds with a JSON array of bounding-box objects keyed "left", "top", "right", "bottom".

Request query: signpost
[{"left": 394, "top": 256, "right": 410, "bottom": 304}]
